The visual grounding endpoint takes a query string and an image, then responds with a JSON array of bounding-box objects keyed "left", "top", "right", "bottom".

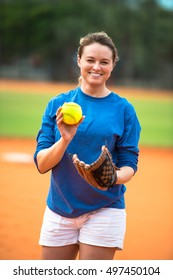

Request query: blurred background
[{"left": 1, "top": 0, "right": 173, "bottom": 88}]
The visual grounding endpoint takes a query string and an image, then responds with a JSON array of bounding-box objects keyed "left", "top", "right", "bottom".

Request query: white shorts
[{"left": 39, "top": 206, "right": 126, "bottom": 249}]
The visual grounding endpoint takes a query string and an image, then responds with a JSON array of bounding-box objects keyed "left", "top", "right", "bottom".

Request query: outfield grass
[
  {"left": 0, "top": 91, "right": 173, "bottom": 147},
  {"left": 0, "top": 91, "right": 52, "bottom": 138},
  {"left": 129, "top": 98, "right": 173, "bottom": 147}
]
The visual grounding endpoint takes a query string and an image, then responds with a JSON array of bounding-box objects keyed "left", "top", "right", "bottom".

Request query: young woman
[{"left": 34, "top": 31, "right": 141, "bottom": 260}]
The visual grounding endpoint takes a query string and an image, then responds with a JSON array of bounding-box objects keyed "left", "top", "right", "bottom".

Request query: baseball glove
[{"left": 71, "top": 145, "right": 120, "bottom": 191}]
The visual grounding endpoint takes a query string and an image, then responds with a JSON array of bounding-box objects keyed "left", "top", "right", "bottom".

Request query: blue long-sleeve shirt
[{"left": 34, "top": 87, "right": 141, "bottom": 218}]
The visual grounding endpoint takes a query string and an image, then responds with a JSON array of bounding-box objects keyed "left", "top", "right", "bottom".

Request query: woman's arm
[
  {"left": 116, "top": 166, "right": 135, "bottom": 184},
  {"left": 36, "top": 108, "right": 85, "bottom": 173},
  {"left": 36, "top": 137, "right": 70, "bottom": 174}
]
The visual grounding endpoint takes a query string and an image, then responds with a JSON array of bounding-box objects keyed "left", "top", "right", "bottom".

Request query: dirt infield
[
  {"left": 1, "top": 78, "right": 173, "bottom": 99},
  {"left": 0, "top": 138, "right": 173, "bottom": 260},
  {"left": 0, "top": 80, "right": 173, "bottom": 260}
]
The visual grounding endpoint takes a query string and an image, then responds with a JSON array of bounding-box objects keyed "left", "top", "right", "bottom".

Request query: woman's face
[{"left": 78, "top": 42, "right": 114, "bottom": 87}]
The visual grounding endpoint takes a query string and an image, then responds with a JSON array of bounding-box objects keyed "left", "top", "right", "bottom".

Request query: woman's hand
[
  {"left": 56, "top": 107, "right": 85, "bottom": 142},
  {"left": 36, "top": 107, "right": 85, "bottom": 174}
]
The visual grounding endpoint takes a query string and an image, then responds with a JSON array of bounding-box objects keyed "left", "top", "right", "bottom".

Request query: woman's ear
[
  {"left": 77, "top": 55, "right": 81, "bottom": 68},
  {"left": 112, "top": 61, "right": 116, "bottom": 72}
]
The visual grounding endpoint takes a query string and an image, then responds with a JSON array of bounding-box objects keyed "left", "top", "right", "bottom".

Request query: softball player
[{"left": 34, "top": 32, "right": 141, "bottom": 260}]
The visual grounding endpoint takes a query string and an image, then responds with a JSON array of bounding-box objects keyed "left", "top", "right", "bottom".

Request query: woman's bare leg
[
  {"left": 41, "top": 244, "right": 79, "bottom": 260},
  {"left": 79, "top": 243, "right": 116, "bottom": 260}
]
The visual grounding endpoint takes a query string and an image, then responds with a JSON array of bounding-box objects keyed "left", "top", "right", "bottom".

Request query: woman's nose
[{"left": 93, "top": 62, "right": 101, "bottom": 70}]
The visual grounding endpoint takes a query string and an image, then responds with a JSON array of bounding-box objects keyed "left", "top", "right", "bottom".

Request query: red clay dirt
[{"left": 0, "top": 80, "right": 173, "bottom": 260}]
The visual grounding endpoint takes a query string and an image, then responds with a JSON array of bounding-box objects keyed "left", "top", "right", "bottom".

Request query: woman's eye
[
  {"left": 101, "top": 61, "right": 108, "bottom": 65},
  {"left": 87, "top": 59, "right": 94, "bottom": 63}
]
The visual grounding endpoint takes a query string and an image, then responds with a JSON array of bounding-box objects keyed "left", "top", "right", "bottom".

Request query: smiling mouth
[{"left": 89, "top": 72, "right": 102, "bottom": 77}]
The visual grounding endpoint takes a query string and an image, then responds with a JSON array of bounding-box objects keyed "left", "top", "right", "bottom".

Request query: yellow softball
[{"left": 61, "top": 102, "right": 82, "bottom": 125}]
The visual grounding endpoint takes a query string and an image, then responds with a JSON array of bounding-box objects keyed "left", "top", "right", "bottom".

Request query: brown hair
[
  {"left": 77, "top": 32, "right": 119, "bottom": 85},
  {"left": 78, "top": 31, "right": 119, "bottom": 65}
]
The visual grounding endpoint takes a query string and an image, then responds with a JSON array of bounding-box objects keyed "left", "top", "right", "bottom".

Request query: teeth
[{"left": 90, "top": 73, "right": 101, "bottom": 77}]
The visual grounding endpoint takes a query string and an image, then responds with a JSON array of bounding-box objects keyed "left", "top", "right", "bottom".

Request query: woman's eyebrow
[{"left": 85, "top": 56, "right": 110, "bottom": 61}]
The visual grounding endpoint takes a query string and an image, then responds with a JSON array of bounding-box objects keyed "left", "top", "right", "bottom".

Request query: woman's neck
[{"left": 80, "top": 84, "right": 111, "bottom": 98}]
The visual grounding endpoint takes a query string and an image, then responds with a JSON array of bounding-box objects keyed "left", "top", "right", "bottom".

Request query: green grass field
[
  {"left": 0, "top": 90, "right": 173, "bottom": 147},
  {"left": 0, "top": 91, "right": 51, "bottom": 138},
  {"left": 129, "top": 98, "right": 173, "bottom": 147}
]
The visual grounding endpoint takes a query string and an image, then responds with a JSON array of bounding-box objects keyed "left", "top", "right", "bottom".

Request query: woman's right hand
[{"left": 56, "top": 107, "right": 85, "bottom": 143}]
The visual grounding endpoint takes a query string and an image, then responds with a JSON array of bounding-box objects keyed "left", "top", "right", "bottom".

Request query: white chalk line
[{"left": 0, "top": 152, "right": 33, "bottom": 163}]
